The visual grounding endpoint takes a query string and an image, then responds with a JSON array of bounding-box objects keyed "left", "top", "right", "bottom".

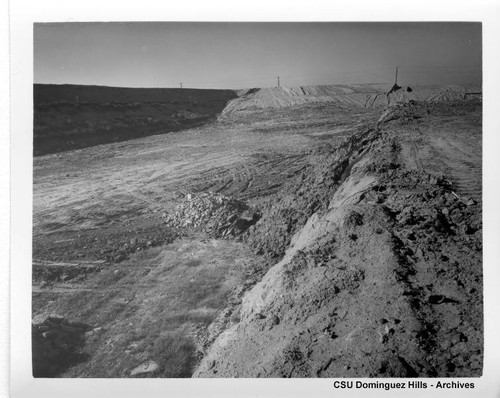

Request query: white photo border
[{"left": 8, "top": 1, "right": 500, "bottom": 397}]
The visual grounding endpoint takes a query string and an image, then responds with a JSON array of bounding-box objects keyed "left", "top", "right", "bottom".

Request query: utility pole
[{"left": 386, "top": 66, "right": 401, "bottom": 99}]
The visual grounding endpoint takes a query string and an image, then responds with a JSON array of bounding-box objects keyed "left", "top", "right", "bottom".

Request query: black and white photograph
[
  {"left": 30, "top": 21, "right": 484, "bottom": 379},
  {"left": 6, "top": 1, "right": 500, "bottom": 396}
]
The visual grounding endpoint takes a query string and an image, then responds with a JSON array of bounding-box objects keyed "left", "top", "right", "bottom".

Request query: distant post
[
  {"left": 277, "top": 76, "right": 280, "bottom": 87},
  {"left": 180, "top": 82, "right": 183, "bottom": 89}
]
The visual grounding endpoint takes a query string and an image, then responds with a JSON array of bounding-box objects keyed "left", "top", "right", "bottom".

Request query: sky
[{"left": 34, "top": 22, "right": 482, "bottom": 89}]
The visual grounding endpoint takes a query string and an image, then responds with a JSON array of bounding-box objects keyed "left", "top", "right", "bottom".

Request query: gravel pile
[{"left": 165, "top": 192, "right": 260, "bottom": 238}]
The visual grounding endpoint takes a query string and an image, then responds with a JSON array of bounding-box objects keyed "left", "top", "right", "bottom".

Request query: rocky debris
[
  {"left": 165, "top": 192, "right": 260, "bottom": 238},
  {"left": 130, "top": 360, "right": 159, "bottom": 376},
  {"left": 32, "top": 314, "right": 92, "bottom": 377},
  {"left": 377, "top": 100, "right": 425, "bottom": 126}
]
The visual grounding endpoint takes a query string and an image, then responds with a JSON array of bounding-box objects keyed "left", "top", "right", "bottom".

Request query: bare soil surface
[
  {"left": 32, "top": 85, "right": 482, "bottom": 378},
  {"left": 195, "top": 101, "right": 482, "bottom": 377},
  {"left": 398, "top": 102, "right": 482, "bottom": 201}
]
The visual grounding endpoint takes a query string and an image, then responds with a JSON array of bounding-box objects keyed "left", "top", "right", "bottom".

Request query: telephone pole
[{"left": 277, "top": 76, "right": 280, "bottom": 87}]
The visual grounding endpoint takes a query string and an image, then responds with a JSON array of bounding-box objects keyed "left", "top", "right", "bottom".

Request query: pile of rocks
[
  {"left": 32, "top": 314, "right": 91, "bottom": 377},
  {"left": 165, "top": 192, "right": 260, "bottom": 238}
]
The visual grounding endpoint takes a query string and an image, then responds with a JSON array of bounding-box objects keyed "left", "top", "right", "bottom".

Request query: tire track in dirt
[
  {"left": 399, "top": 105, "right": 481, "bottom": 203},
  {"left": 430, "top": 135, "right": 482, "bottom": 202}
]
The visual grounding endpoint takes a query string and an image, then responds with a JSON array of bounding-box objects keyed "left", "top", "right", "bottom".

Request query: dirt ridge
[
  {"left": 194, "top": 103, "right": 482, "bottom": 378},
  {"left": 221, "top": 84, "right": 481, "bottom": 116}
]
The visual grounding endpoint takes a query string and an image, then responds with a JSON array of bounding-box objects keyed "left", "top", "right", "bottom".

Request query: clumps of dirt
[
  {"left": 377, "top": 100, "right": 427, "bottom": 126},
  {"left": 245, "top": 127, "right": 379, "bottom": 260},
  {"left": 32, "top": 314, "right": 91, "bottom": 377},
  {"left": 377, "top": 98, "right": 482, "bottom": 127},
  {"left": 194, "top": 103, "right": 482, "bottom": 378},
  {"left": 384, "top": 175, "right": 481, "bottom": 241},
  {"left": 165, "top": 192, "right": 260, "bottom": 238},
  {"left": 359, "top": 139, "right": 483, "bottom": 376}
]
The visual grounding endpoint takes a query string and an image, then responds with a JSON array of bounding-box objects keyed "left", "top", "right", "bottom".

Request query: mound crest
[
  {"left": 221, "top": 84, "right": 384, "bottom": 115},
  {"left": 221, "top": 84, "right": 482, "bottom": 116}
]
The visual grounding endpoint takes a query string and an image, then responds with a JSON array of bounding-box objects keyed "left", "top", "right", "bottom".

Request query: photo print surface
[{"left": 32, "top": 22, "right": 482, "bottom": 378}]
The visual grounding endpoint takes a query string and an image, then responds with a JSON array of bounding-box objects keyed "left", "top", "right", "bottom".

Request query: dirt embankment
[
  {"left": 34, "top": 84, "right": 237, "bottom": 155},
  {"left": 194, "top": 101, "right": 482, "bottom": 378},
  {"left": 221, "top": 84, "right": 481, "bottom": 116}
]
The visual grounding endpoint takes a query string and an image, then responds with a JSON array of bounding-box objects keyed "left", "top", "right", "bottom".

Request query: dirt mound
[
  {"left": 165, "top": 192, "right": 260, "bottom": 238},
  {"left": 222, "top": 84, "right": 482, "bottom": 116},
  {"left": 194, "top": 104, "right": 482, "bottom": 378},
  {"left": 221, "top": 84, "right": 384, "bottom": 115}
]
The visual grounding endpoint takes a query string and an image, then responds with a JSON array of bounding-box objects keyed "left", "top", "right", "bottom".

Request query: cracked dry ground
[{"left": 32, "top": 100, "right": 482, "bottom": 378}]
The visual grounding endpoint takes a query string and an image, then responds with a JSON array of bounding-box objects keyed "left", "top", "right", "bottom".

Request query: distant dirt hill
[
  {"left": 34, "top": 84, "right": 237, "bottom": 156},
  {"left": 221, "top": 84, "right": 482, "bottom": 116}
]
